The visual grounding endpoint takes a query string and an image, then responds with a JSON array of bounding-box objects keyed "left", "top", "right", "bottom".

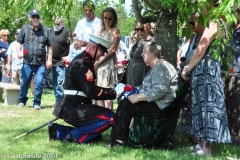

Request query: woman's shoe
[
  {"left": 106, "top": 139, "right": 125, "bottom": 148},
  {"left": 192, "top": 150, "right": 204, "bottom": 156},
  {"left": 189, "top": 144, "right": 201, "bottom": 152}
]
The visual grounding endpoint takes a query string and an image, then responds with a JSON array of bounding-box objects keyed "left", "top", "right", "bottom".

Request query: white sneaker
[
  {"left": 18, "top": 103, "right": 25, "bottom": 108},
  {"left": 190, "top": 144, "right": 202, "bottom": 152},
  {"left": 34, "top": 105, "right": 41, "bottom": 110}
]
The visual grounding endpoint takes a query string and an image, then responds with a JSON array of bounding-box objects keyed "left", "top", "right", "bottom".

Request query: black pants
[{"left": 111, "top": 98, "right": 159, "bottom": 142}]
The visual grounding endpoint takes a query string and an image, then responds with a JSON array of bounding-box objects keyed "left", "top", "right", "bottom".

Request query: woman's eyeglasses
[
  {"left": 188, "top": 21, "right": 196, "bottom": 26},
  {"left": 3, "top": 35, "right": 9, "bottom": 37},
  {"left": 103, "top": 17, "right": 113, "bottom": 21},
  {"left": 134, "top": 27, "right": 144, "bottom": 32}
]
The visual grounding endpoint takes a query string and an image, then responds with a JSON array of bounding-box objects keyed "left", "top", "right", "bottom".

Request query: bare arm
[
  {"left": 74, "top": 39, "right": 88, "bottom": 50},
  {"left": 176, "top": 46, "right": 182, "bottom": 68},
  {"left": 46, "top": 46, "right": 53, "bottom": 69},
  {"left": 0, "top": 48, "right": 6, "bottom": 55},
  {"left": 16, "top": 42, "right": 23, "bottom": 59},
  {"left": 181, "top": 21, "right": 220, "bottom": 80},
  {"left": 95, "top": 28, "right": 120, "bottom": 67},
  {"left": 128, "top": 93, "right": 147, "bottom": 104},
  {"left": 6, "top": 55, "right": 12, "bottom": 71}
]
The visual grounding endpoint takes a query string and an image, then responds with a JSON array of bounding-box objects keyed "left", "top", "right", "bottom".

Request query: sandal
[
  {"left": 189, "top": 144, "right": 202, "bottom": 152},
  {"left": 106, "top": 139, "right": 125, "bottom": 148},
  {"left": 191, "top": 150, "right": 204, "bottom": 156}
]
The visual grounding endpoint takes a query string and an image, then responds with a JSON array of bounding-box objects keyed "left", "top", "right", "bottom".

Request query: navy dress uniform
[{"left": 49, "top": 34, "right": 119, "bottom": 143}]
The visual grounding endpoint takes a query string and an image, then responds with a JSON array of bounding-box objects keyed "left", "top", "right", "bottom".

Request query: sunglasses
[
  {"left": 103, "top": 17, "right": 113, "bottom": 21},
  {"left": 32, "top": 15, "right": 40, "bottom": 19},
  {"left": 188, "top": 21, "right": 196, "bottom": 26},
  {"left": 134, "top": 27, "right": 144, "bottom": 32},
  {"left": 3, "top": 35, "right": 9, "bottom": 37},
  {"left": 236, "top": 8, "right": 240, "bottom": 13}
]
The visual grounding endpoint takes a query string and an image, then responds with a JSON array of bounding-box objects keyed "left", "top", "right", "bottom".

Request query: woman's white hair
[{"left": 145, "top": 41, "right": 164, "bottom": 59}]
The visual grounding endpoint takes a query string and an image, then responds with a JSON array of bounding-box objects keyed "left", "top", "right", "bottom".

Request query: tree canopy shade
[
  {"left": 3, "top": 0, "right": 135, "bottom": 40},
  {"left": 126, "top": 0, "right": 239, "bottom": 65},
  {"left": 4, "top": 0, "right": 239, "bottom": 65}
]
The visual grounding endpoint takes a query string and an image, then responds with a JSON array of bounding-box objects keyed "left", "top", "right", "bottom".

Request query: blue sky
[
  {"left": 114, "top": 0, "right": 132, "bottom": 14},
  {"left": 124, "top": 1, "right": 132, "bottom": 14}
]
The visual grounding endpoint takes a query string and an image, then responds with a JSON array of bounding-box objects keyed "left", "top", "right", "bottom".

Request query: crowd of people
[{"left": 1, "top": 0, "right": 240, "bottom": 157}]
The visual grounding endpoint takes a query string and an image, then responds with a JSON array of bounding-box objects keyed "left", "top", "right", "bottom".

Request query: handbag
[{"left": 119, "top": 63, "right": 128, "bottom": 84}]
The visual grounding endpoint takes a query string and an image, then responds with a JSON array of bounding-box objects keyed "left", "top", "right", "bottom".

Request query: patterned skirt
[
  {"left": 1, "top": 71, "right": 11, "bottom": 83},
  {"left": 185, "top": 55, "right": 231, "bottom": 143}
]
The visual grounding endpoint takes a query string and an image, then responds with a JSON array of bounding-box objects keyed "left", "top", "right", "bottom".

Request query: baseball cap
[{"left": 28, "top": 9, "right": 40, "bottom": 17}]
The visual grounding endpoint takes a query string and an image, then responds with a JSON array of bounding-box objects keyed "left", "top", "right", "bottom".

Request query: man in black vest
[
  {"left": 50, "top": 17, "right": 70, "bottom": 106},
  {"left": 16, "top": 9, "right": 53, "bottom": 110},
  {"left": 49, "top": 34, "right": 124, "bottom": 144}
]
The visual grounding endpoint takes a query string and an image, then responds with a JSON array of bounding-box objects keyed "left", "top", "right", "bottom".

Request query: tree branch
[
  {"left": 132, "top": 0, "right": 160, "bottom": 23},
  {"left": 132, "top": 0, "right": 143, "bottom": 23},
  {"left": 142, "top": 16, "right": 159, "bottom": 23},
  {"left": 145, "top": 0, "right": 162, "bottom": 9}
]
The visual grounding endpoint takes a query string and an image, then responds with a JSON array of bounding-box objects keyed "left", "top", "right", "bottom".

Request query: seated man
[
  {"left": 48, "top": 34, "right": 123, "bottom": 144},
  {"left": 107, "top": 41, "right": 179, "bottom": 148}
]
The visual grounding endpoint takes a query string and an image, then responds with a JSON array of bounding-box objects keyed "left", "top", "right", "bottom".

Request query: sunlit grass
[{"left": 0, "top": 88, "right": 239, "bottom": 160}]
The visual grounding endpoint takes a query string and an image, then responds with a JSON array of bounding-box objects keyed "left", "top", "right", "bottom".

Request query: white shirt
[
  {"left": 119, "top": 40, "right": 129, "bottom": 55},
  {"left": 73, "top": 17, "right": 101, "bottom": 51},
  {"left": 6, "top": 41, "right": 23, "bottom": 70},
  {"left": 69, "top": 44, "right": 81, "bottom": 62}
]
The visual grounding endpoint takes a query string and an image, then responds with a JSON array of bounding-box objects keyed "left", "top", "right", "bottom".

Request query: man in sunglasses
[
  {"left": 16, "top": 9, "right": 53, "bottom": 110},
  {"left": 50, "top": 17, "right": 70, "bottom": 107},
  {"left": 73, "top": 0, "right": 101, "bottom": 51}
]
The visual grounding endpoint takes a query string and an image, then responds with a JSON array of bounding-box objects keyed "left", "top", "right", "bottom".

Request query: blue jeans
[
  {"left": 0, "top": 65, "right": 2, "bottom": 81},
  {"left": 19, "top": 64, "right": 46, "bottom": 106},
  {"left": 51, "top": 66, "right": 65, "bottom": 102}
]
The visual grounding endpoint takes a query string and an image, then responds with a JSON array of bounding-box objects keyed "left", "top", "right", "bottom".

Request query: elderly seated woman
[{"left": 107, "top": 41, "right": 179, "bottom": 148}]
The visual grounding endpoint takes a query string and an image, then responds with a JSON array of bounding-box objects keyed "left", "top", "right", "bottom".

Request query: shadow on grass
[{"left": 43, "top": 89, "right": 54, "bottom": 95}]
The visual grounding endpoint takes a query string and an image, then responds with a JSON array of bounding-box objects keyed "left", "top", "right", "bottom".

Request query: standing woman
[
  {"left": 181, "top": 2, "right": 231, "bottom": 156},
  {"left": 126, "top": 22, "right": 155, "bottom": 86},
  {"left": 0, "top": 29, "right": 11, "bottom": 85},
  {"left": 231, "top": 6, "right": 240, "bottom": 72},
  {"left": 94, "top": 7, "right": 120, "bottom": 110}
]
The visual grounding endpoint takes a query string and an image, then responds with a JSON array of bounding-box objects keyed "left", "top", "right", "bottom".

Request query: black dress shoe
[
  {"left": 48, "top": 123, "right": 57, "bottom": 141},
  {"left": 62, "top": 134, "right": 78, "bottom": 143},
  {"left": 106, "top": 139, "right": 125, "bottom": 148}
]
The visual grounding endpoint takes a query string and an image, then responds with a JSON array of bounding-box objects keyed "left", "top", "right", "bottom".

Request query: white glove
[{"left": 114, "top": 83, "right": 125, "bottom": 98}]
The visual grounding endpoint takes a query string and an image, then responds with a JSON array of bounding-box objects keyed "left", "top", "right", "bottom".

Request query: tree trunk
[{"left": 154, "top": 10, "right": 178, "bottom": 66}]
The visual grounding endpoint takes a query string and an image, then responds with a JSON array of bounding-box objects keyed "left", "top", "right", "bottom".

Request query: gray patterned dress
[
  {"left": 126, "top": 36, "right": 155, "bottom": 86},
  {"left": 185, "top": 44, "right": 232, "bottom": 143}
]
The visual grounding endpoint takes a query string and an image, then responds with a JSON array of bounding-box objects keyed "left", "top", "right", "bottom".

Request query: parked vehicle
[{"left": 121, "top": 36, "right": 130, "bottom": 48}]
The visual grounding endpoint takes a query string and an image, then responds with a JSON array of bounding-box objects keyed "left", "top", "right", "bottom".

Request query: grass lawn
[{"left": 0, "top": 88, "right": 239, "bottom": 160}]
